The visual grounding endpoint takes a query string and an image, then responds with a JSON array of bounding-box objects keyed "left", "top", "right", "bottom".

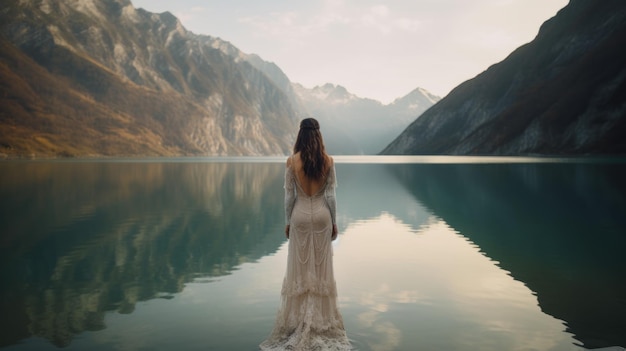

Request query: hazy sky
[{"left": 131, "top": 0, "right": 568, "bottom": 104}]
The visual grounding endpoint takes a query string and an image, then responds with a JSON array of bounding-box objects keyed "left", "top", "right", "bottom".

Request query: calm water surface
[{"left": 1, "top": 157, "right": 625, "bottom": 351}]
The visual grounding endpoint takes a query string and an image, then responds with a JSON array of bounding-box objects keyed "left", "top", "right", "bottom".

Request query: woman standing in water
[{"left": 260, "top": 118, "right": 351, "bottom": 351}]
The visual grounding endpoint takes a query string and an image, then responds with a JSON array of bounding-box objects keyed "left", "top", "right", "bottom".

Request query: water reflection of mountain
[
  {"left": 0, "top": 161, "right": 286, "bottom": 348},
  {"left": 390, "top": 161, "right": 626, "bottom": 349},
  {"left": 335, "top": 163, "right": 432, "bottom": 231}
]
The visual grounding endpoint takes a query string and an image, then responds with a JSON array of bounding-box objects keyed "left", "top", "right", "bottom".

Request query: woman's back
[
  {"left": 289, "top": 152, "right": 333, "bottom": 197},
  {"left": 261, "top": 117, "right": 350, "bottom": 351}
]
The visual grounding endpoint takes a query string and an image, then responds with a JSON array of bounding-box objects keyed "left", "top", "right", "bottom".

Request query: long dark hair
[{"left": 294, "top": 118, "right": 327, "bottom": 180}]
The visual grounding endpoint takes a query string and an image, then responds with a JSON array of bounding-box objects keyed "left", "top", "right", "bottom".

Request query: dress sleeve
[
  {"left": 284, "top": 162, "right": 297, "bottom": 225},
  {"left": 324, "top": 161, "right": 337, "bottom": 225}
]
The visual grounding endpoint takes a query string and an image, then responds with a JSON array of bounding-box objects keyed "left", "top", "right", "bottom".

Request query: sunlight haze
[{"left": 131, "top": 0, "right": 569, "bottom": 103}]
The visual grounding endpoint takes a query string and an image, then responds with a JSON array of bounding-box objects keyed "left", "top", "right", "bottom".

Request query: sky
[{"left": 131, "top": 0, "right": 569, "bottom": 104}]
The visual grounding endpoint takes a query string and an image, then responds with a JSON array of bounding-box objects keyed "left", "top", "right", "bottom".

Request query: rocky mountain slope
[
  {"left": 294, "top": 83, "right": 439, "bottom": 154},
  {"left": 204, "top": 30, "right": 441, "bottom": 155},
  {"left": 0, "top": 0, "right": 298, "bottom": 157},
  {"left": 0, "top": 0, "right": 438, "bottom": 158},
  {"left": 383, "top": 0, "right": 626, "bottom": 156}
]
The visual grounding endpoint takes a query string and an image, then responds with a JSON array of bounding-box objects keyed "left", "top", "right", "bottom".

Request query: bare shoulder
[
  {"left": 287, "top": 153, "right": 302, "bottom": 170},
  {"left": 325, "top": 155, "right": 334, "bottom": 173},
  {"left": 326, "top": 154, "right": 334, "bottom": 167}
]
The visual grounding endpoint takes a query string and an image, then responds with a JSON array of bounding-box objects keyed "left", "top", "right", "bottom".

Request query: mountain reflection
[
  {"left": 0, "top": 161, "right": 286, "bottom": 347},
  {"left": 335, "top": 163, "right": 432, "bottom": 232},
  {"left": 389, "top": 161, "right": 626, "bottom": 349},
  {"left": 3, "top": 159, "right": 625, "bottom": 350}
]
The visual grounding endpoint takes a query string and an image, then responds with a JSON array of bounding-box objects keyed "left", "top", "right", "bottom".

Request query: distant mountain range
[
  {"left": 382, "top": 0, "right": 626, "bottom": 156},
  {"left": 0, "top": 0, "right": 437, "bottom": 158},
  {"left": 293, "top": 83, "right": 439, "bottom": 154},
  {"left": 3, "top": 0, "right": 623, "bottom": 158},
  {"left": 209, "top": 38, "right": 441, "bottom": 155}
]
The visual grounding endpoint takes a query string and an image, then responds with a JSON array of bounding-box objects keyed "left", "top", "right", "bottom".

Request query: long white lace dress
[{"left": 260, "top": 157, "right": 352, "bottom": 351}]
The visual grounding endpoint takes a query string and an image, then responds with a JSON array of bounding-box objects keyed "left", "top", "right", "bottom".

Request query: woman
[{"left": 260, "top": 118, "right": 351, "bottom": 351}]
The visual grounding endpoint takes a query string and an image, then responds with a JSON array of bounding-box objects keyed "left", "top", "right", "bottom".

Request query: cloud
[
  {"left": 476, "top": 30, "right": 517, "bottom": 50},
  {"left": 238, "top": 2, "right": 421, "bottom": 40},
  {"left": 133, "top": 0, "right": 568, "bottom": 101},
  {"left": 239, "top": 11, "right": 344, "bottom": 42},
  {"left": 172, "top": 6, "right": 207, "bottom": 25},
  {"left": 394, "top": 17, "right": 420, "bottom": 32},
  {"left": 354, "top": 4, "right": 420, "bottom": 34}
]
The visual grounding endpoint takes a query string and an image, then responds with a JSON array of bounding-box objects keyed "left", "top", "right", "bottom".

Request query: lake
[{"left": 1, "top": 156, "right": 625, "bottom": 351}]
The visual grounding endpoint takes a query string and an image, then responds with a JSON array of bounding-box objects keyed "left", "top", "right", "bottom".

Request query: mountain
[
  {"left": 293, "top": 83, "right": 440, "bottom": 154},
  {"left": 204, "top": 36, "right": 441, "bottom": 155},
  {"left": 382, "top": 0, "right": 626, "bottom": 156},
  {"left": 206, "top": 37, "right": 304, "bottom": 119},
  {"left": 0, "top": 0, "right": 298, "bottom": 157}
]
